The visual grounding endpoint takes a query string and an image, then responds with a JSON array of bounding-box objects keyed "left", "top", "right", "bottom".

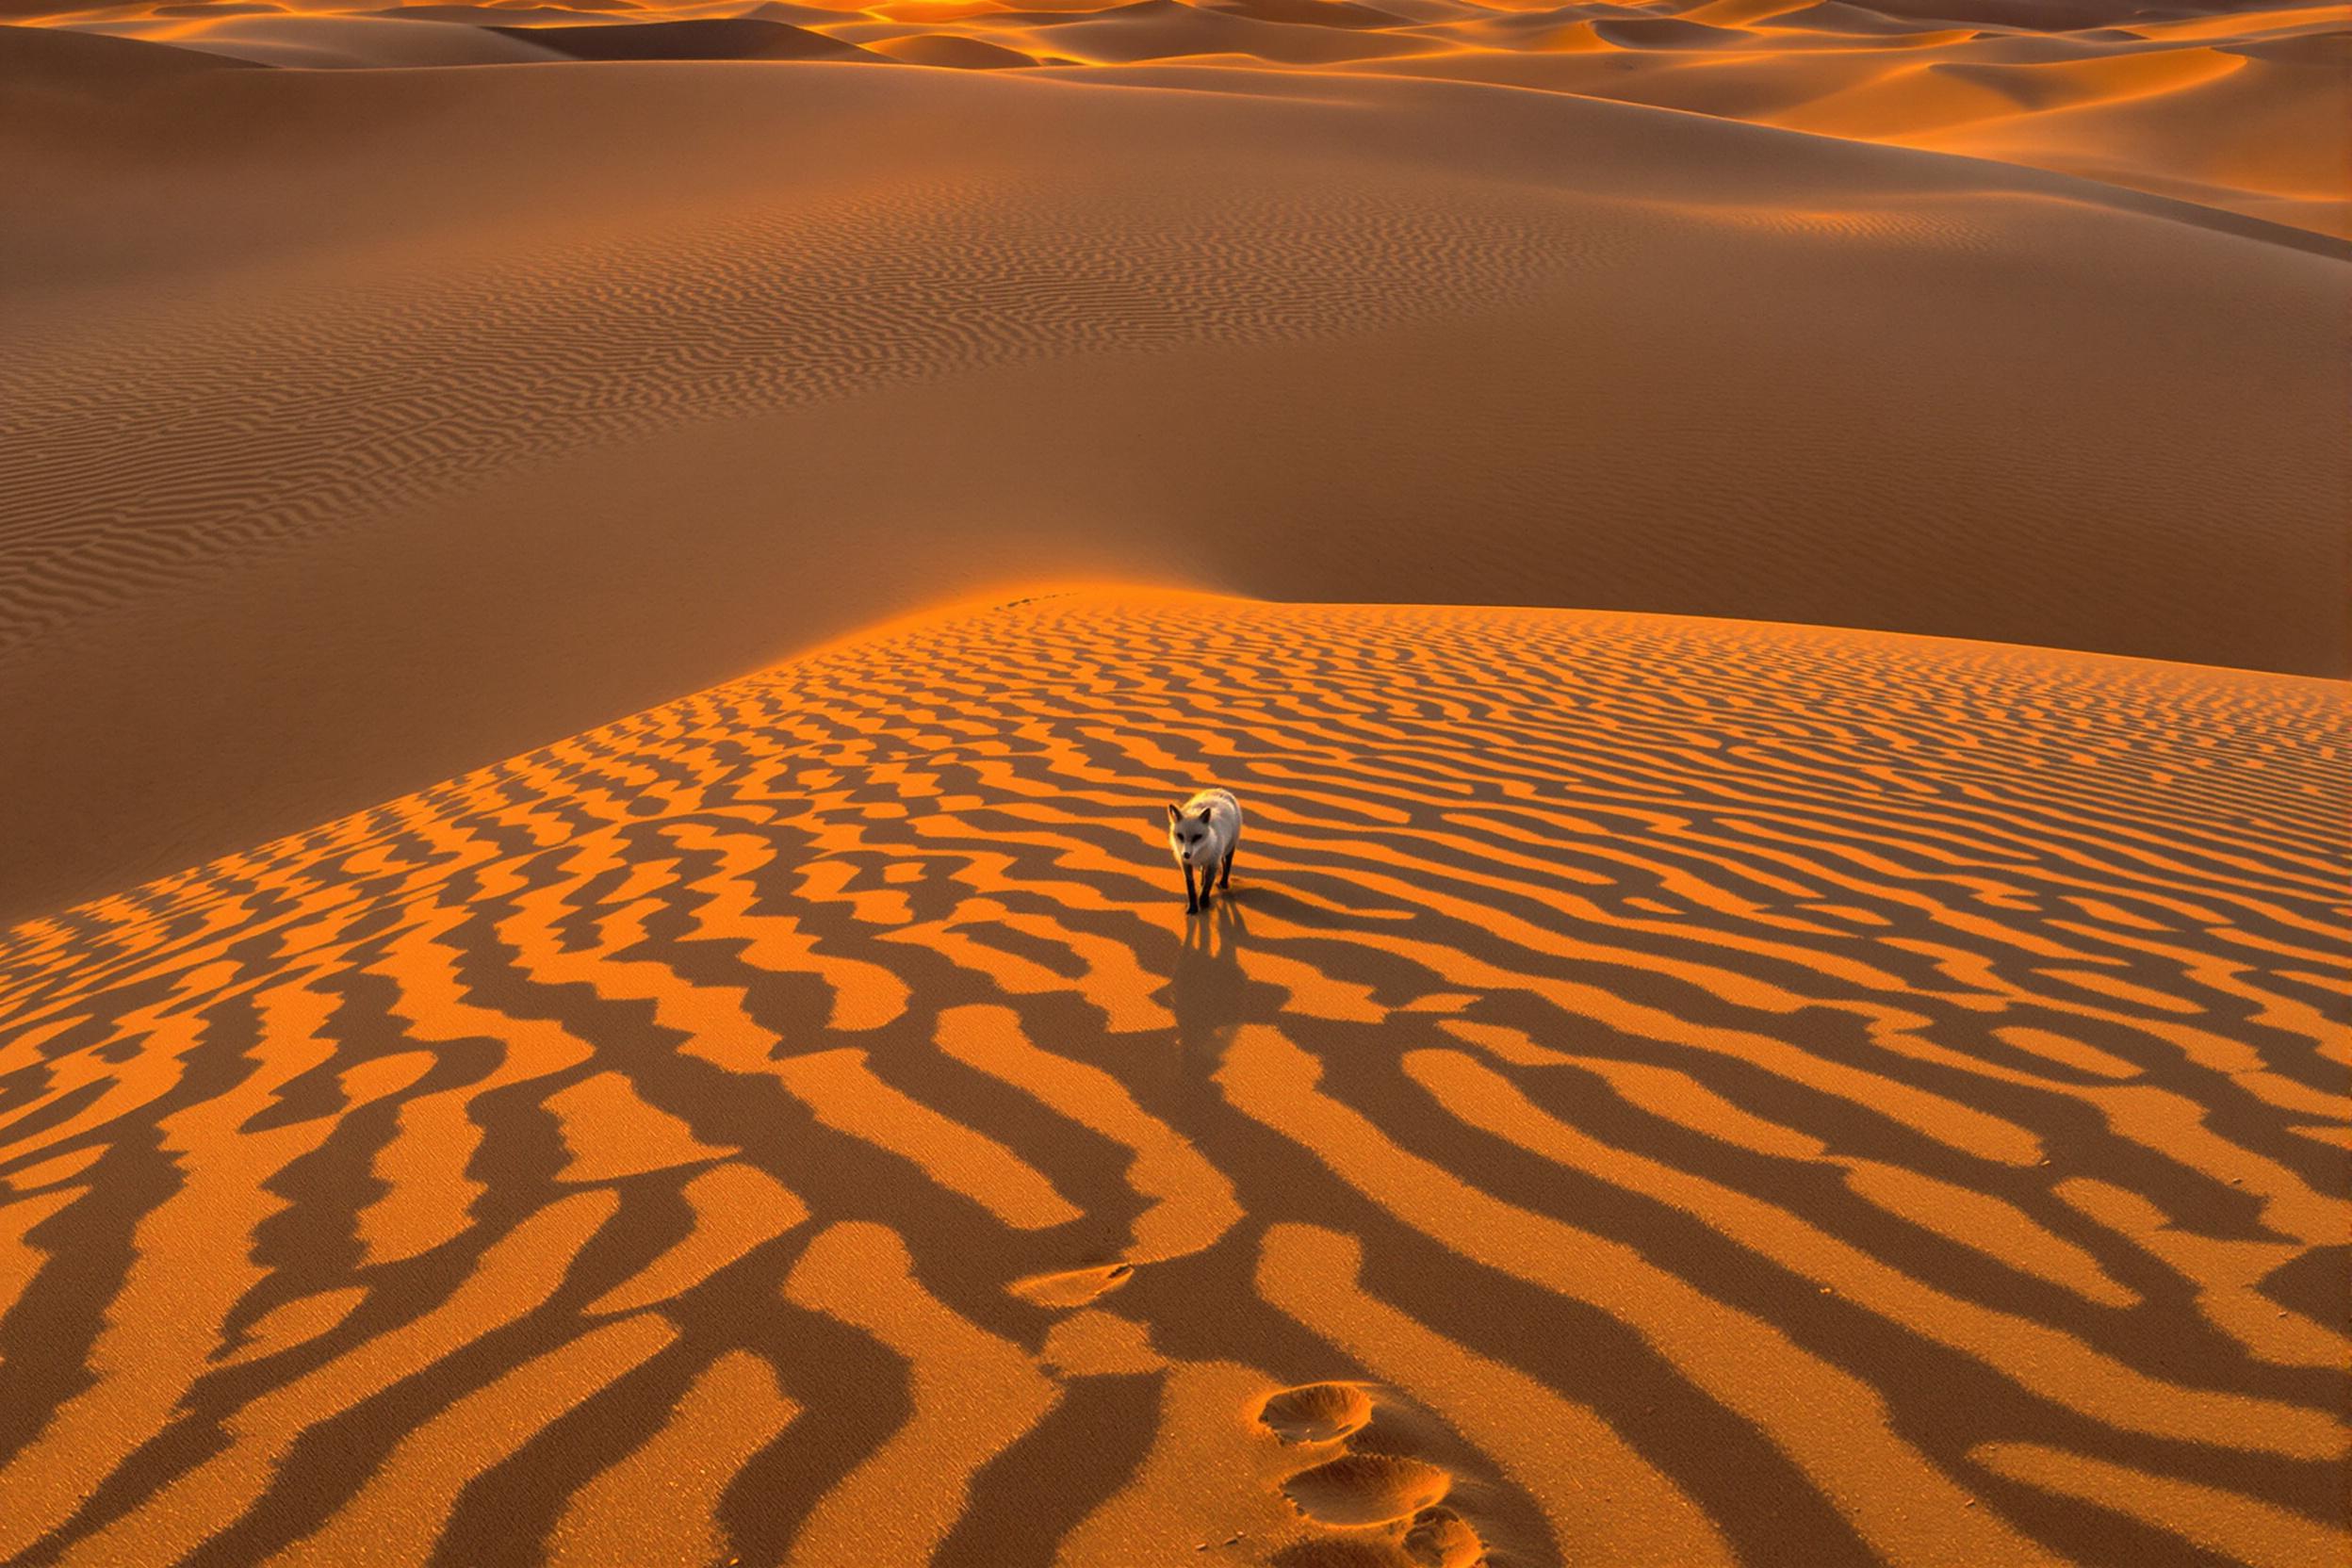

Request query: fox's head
[{"left": 1167, "top": 803, "right": 1218, "bottom": 869}]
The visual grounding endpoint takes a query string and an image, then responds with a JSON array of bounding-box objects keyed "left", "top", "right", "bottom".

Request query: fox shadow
[{"left": 1161, "top": 888, "right": 1278, "bottom": 1070}]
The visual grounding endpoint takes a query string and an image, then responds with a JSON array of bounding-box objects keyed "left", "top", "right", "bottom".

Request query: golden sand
[{"left": 2, "top": 593, "right": 2343, "bottom": 1564}]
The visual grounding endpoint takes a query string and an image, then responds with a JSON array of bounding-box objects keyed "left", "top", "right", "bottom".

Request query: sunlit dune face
[{"left": 1, "top": 592, "right": 2344, "bottom": 1566}]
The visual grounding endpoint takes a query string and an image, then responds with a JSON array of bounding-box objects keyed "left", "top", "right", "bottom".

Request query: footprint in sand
[
  {"left": 1400, "top": 1507, "right": 1483, "bottom": 1568},
  {"left": 1281, "top": 1453, "right": 1452, "bottom": 1527},
  {"left": 1007, "top": 1262, "right": 1134, "bottom": 1308},
  {"left": 1256, "top": 1381, "right": 1374, "bottom": 1445},
  {"left": 1271, "top": 1504, "right": 1482, "bottom": 1568},
  {"left": 1255, "top": 1383, "right": 1487, "bottom": 1565},
  {"left": 1270, "top": 1543, "right": 1413, "bottom": 1568}
]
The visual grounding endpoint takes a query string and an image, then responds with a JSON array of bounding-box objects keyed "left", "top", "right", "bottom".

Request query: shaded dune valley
[{"left": 2, "top": 594, "right": 2347, "bottom": 1567}]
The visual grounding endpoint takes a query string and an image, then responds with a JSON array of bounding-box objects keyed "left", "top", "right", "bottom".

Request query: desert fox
[{"left": 1166, "top": 789, "right": 1242, "bottom": 914}]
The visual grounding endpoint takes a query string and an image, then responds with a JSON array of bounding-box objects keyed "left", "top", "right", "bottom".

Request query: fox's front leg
[{"left": 1184, "top": 862, "right": 1199, "bottom": 915}]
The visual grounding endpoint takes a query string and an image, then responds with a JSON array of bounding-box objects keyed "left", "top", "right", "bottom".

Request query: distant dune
[
  {"left": 0, "top": 19, "right": 260, "bottom": 80},
  {"left": 3, "top": 35, "right": 2344, "bottom": 918},
  {"left": 35, "top": 1, "right": 2352, "bottom": 233},
  {"left": 3, "top": 592, "right": 2344, "bottom": 1566},
  {"left": 106, "top": 17, "right": 571, "bottom": 68},
  {"left": 866, "top": 29, "right": 1037, "bottom": 64},
  {"left": 486, "top": 16, "right": 881, "bottom": 58}
]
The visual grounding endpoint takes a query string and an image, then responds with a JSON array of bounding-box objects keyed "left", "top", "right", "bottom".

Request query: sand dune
[
  {"left": 2, "top": 7, "right": 2338, "bottom": 1564},
  {"left": 111, "top": 14, "right": 572, "bottom": 66},
  {"left": 0, "top": 18, "right": 260, "bottom": 81},
  {"left": 983, "top": 0, "right": 1439, "bottom": 64},
  {"left": 488, "top": 15, "right": 881, "bottom": 57},
  {"left": 8, "top": 3, "right": 2343, "bottom": 1568},
  {"left": 1913, "top": 30, "right": 2352, "bottom": 235},
  {"left": 1346, "top": 2, "right": 2350, "bottom": 234},
  {"left": 866, "top": 28, "right": 1036, "bottom": 63},
  {"left": 44, "top": 2, "right": 2351, "bottom": 236},
  {"left": 3, "top": 41, "right": 2344, "bottom": 921},
  {"left": 1, "top": 592, "right": 2343, "bottom": 1565}
]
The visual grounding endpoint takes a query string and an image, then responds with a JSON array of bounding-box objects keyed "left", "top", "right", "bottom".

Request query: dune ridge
[
  {"left": 38, "top": 0, "right": 2351, "bottom": 237},
  {"left": 3, "top": 43, "right": 2344, "bottom": 922},
  {"left": 0, "top": 591, "right": 2344, "bottom": 1565}
]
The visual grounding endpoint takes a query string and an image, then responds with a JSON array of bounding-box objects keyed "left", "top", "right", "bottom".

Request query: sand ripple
[
  {"left": 0, "top": 592, "right": 2343, "bottom": 1565},
  {"left": 0, "top": 165, "right": 1581, "bottom": 662}
]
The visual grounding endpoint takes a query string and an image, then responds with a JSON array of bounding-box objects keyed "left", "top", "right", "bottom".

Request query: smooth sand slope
[
  {"left": 3, "top": 37, "right": 2345, "bottom": 919},
  {"left": 1348, "top": 0, "right": 2352, "bottom": 238},
  {"left": 1, "top": 593, "right": 2345, "bottom": 1566},
  {"left": 49, "top": 1, "right": 2352, "bottom": 236}
]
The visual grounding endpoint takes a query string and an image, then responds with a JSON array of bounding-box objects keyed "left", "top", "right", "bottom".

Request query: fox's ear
[
  {"left": 1167, "top": 803, "right": 1183, "bottom": 824},
  {"left": 1194, "top": 806, "right": 1214, "bottom": 822}
]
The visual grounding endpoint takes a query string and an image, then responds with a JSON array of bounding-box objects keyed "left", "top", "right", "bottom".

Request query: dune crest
[
  {"left": 40, "top": 0, "right": 2350, "bottom": 235},
  {"left": 3, "top": 39, "right": 2343, "bottom": 921}
]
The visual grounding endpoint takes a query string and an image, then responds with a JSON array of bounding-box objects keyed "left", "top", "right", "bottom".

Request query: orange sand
[
  {"left": 3, "top": 15, "right": 2346, "bottom": 918},
  {"left": 2, "top": 8, "right": 2345, "bottom": 1560},
  {"left": 1, "top": 592, "right": 2344, "bottom": 1565},
  {"left": 22, "top": 2, "right": 2351, "bottom": 233}
]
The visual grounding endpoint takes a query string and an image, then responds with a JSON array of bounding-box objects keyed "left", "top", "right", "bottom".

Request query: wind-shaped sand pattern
[{"left": 1, "top": 591, "right": 2344, "bottom": 1566}]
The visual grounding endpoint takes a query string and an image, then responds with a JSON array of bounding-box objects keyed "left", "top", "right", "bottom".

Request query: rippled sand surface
[
  {"left": 4, "top": 593, "right": 2344, "bottom": 1565},
  {"left": 5, "top": 13, "right": 2345, "bottom": 916}
]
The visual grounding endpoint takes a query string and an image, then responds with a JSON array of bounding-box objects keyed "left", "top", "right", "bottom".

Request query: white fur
[{"left": 1166, "top": 788, "right": 1242, "bottom": 907}]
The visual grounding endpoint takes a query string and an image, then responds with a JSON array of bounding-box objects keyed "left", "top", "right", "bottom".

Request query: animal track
[
  {"left": 1258, "top": 1381, "right": 1375, "bottom": 1445},
  {"left": 1009, "top": 1262, "right": 1135, "bottom": 1308},
  {"left": 1273, "top": 1508, "right": 1488, "bottom": 1568},
  {"left": 1282, "top": 1453, "right": 1453, "bottom": 1527},
  {"left": 1255, "top": 1381, "right": 1488, "bottom": 1561},
  {"left": 1401, "top": 1507, "right": 1484, "bottom": 1568}
]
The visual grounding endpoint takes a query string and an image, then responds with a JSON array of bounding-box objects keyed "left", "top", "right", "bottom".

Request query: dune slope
[
  {"left": 51, "top": 0, "right": 2352, "bottom": 233},
  {"left": 1, "top": 592, "right": 2344, "bottom": 1566},
  {"left": 2, "top": 52, "right": 2344, "bottom": 921}
]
